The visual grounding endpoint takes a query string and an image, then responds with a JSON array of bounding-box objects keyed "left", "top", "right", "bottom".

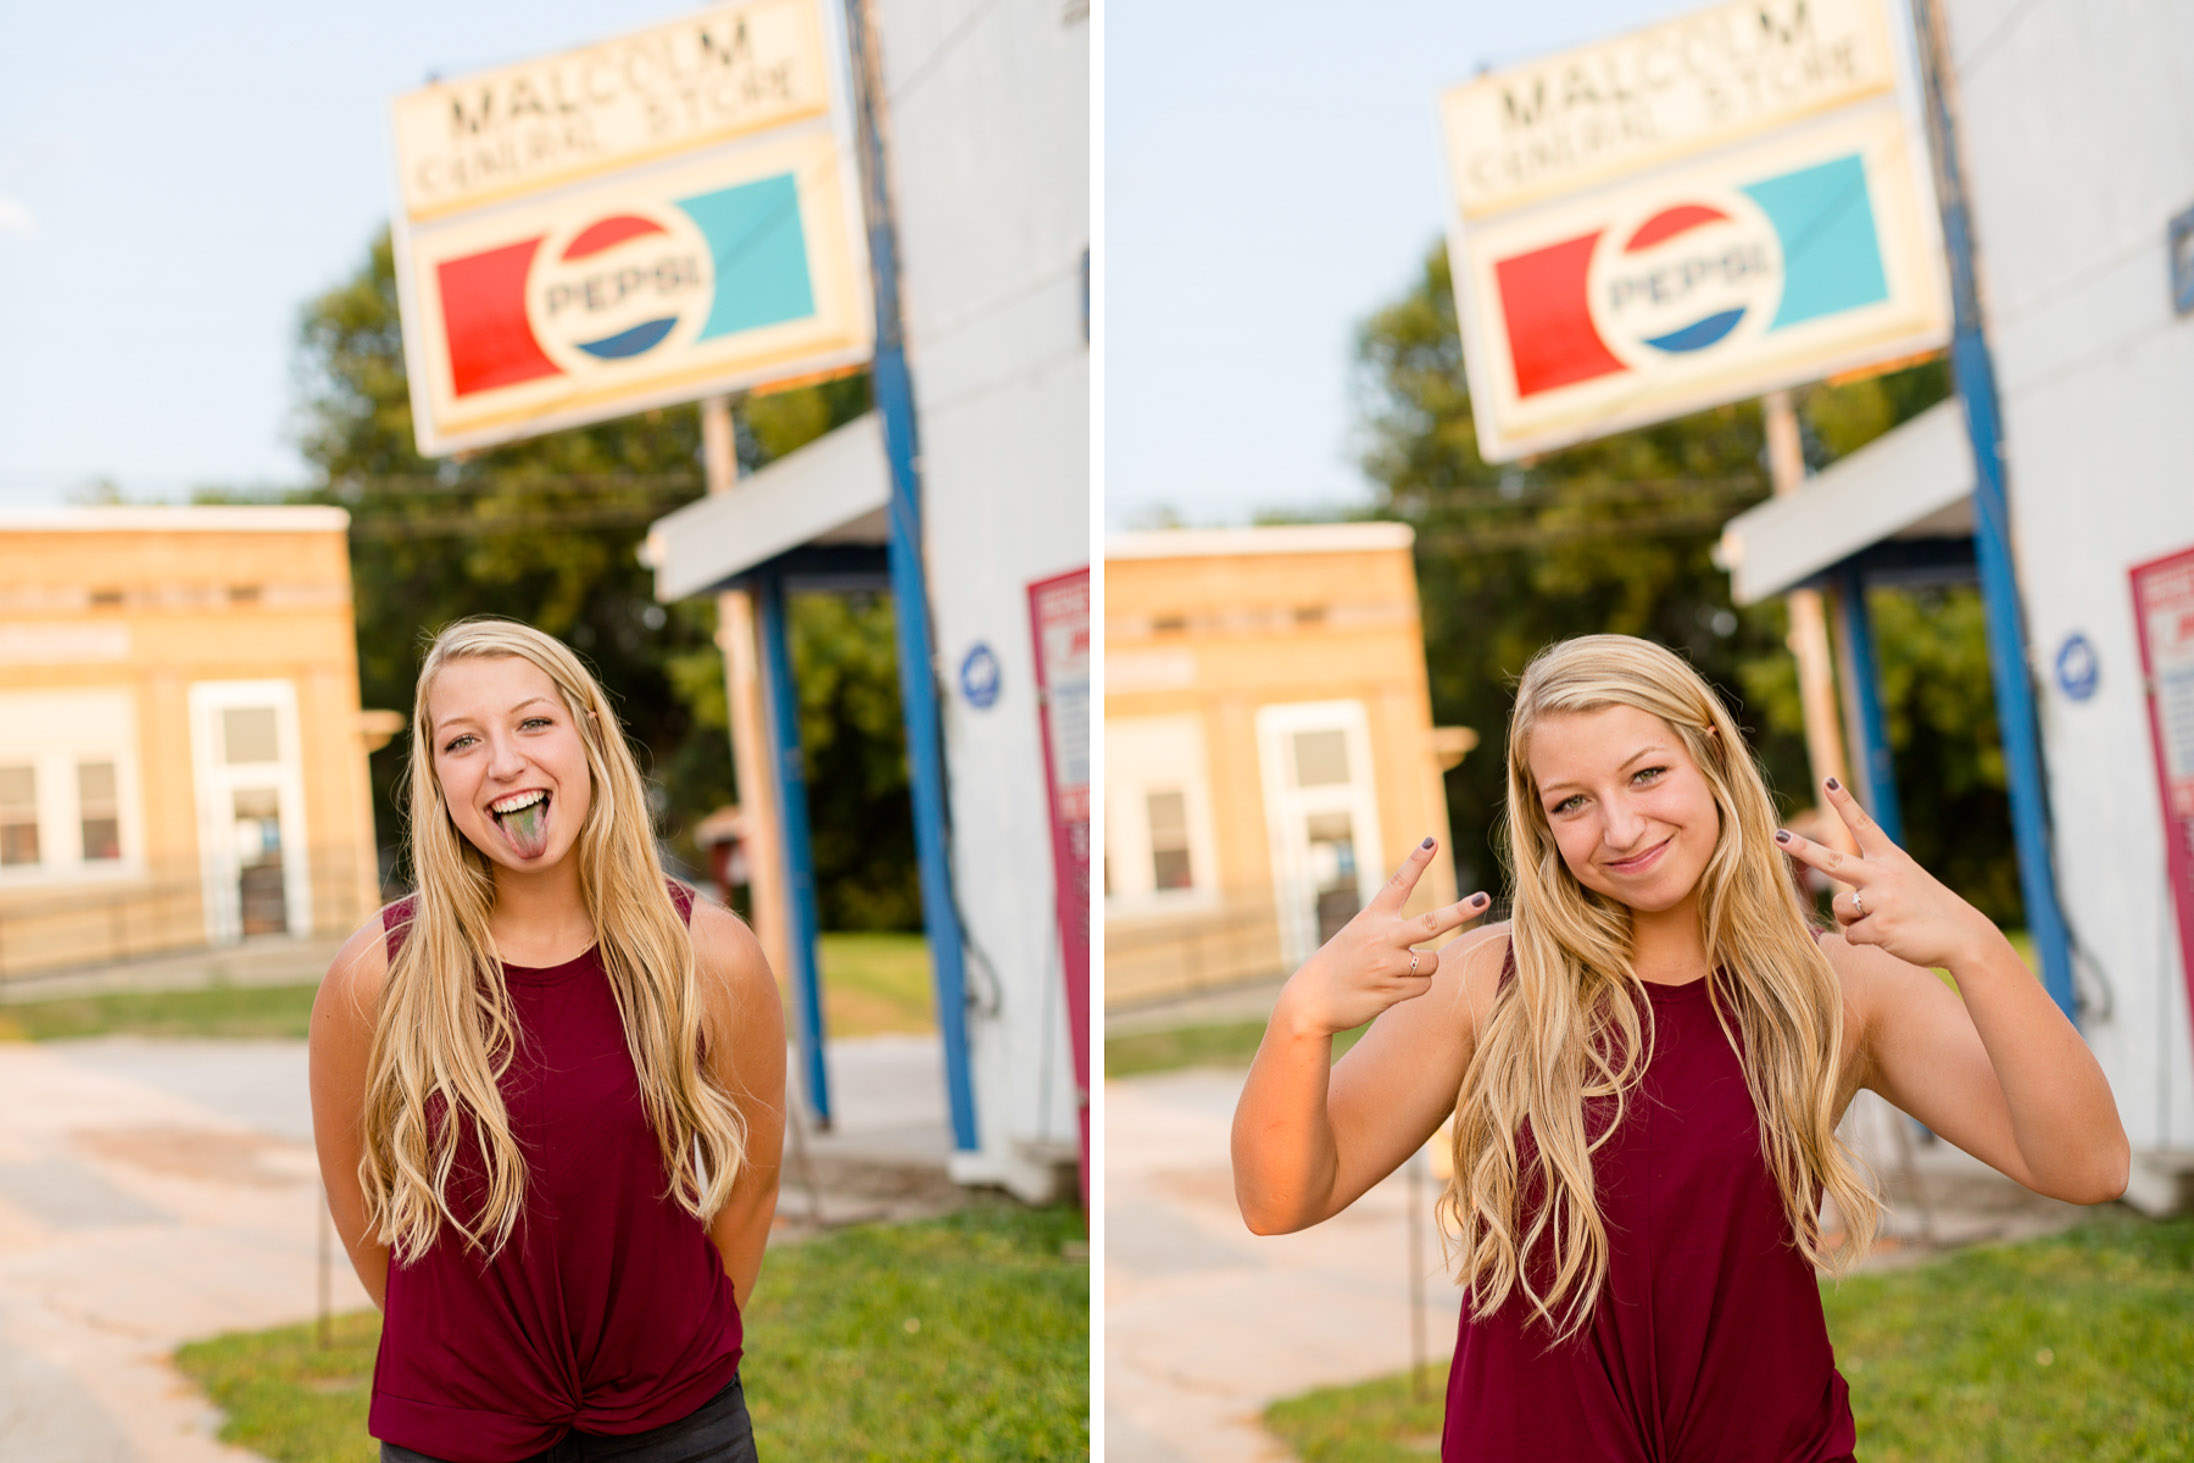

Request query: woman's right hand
[{"left": 1271, "top": 836, "right": 1490, "bottom": 1039}]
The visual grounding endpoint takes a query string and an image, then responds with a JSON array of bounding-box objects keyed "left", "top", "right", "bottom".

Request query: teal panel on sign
[
  {"left": 678, "top": 174, "right": 817, "bottom": 340},
  {"left": 1743, "top": 155, "right": 1889, "bottom": 331}
]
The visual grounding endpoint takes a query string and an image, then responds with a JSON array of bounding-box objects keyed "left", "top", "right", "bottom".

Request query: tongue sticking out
[{"left": 497, "top": 797, "right": 551, "bottom": 860}]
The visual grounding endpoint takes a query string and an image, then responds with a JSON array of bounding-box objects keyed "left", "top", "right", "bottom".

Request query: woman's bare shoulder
[
  {"left": 315, "top": 906, "right": 401, "bottom": 1038},
  {"left": 687, "top": 894, "right": 777, "bottom": 1003},
  {"left": 1446, "top": 919, "right": 1512, "bottom": 1025}
]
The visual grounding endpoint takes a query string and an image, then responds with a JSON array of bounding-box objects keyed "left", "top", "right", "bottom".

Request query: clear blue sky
[
  {"left": 3, "top": 1, "right": 1694, "bottom": 514},
  {"left": 1105, "top": 0, "right": 1693, "bottom": 531},
  {"left": 0, "top": 0, "right": 691, "bottom": 506}
]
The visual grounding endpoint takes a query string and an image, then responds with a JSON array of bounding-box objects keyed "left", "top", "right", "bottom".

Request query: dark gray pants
[{"left": 379, "top": 1375, "right": 757, "bottom": 1463}]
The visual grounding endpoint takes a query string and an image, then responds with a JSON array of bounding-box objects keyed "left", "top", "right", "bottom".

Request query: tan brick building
[
  {"left": 1104, "top": 523, "right": 1468, "bottom": 1008},
  {"left": 0, "top": 507, "right": 385, "bottom": 979}
]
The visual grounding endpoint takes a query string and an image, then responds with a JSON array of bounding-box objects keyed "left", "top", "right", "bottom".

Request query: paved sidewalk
[
  {"left": 1105, "top": 1068, "right": 1460, "bottom": 1463},
  {"left": 0, "top": 1037, "right": 346, "bottom": 1463},
  {"left": 0, "top": 1030, "right": 957, "bottom": 1463}
]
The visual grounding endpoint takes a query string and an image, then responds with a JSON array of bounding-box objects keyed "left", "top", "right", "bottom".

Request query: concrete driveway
[
  {"left": 0, "top": 1037, "right": 353, "bottom": 1463},
  {"left": 1104, "top": 1068, "right": 1461, "bottom": 1463}
]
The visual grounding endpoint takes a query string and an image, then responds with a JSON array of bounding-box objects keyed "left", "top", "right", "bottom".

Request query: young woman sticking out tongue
[
  {"left": 1232, "top": 634, "right": 2127, "bottom": 1463},
  {"left": 310, "top": 618, "right": 784, "bottom": 1463}
]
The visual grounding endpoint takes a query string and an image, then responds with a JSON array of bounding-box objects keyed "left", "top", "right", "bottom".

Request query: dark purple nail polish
[
  {"left": 1826, "top": 776, "right": 1842, "bottom": 792},
  {"left": 1775, "top": 829, "right": 1792, "bottom": 844},
  {"left": 1471, "top": 892, "right": 1489, "bottom": 906},
  {"left": 1421, "top": 836, "right": 1435, "bottom": 849}
]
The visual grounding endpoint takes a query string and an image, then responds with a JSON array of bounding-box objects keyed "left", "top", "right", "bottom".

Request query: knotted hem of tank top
[
  {"left": 369, "top": 1387, "right": 570, "bottom": 1463},
  {"left": 561, "top": 1348, "right": 746, "bottom": 1440}
]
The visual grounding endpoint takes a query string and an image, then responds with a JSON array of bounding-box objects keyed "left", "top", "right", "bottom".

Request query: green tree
[
  {"left": 293, "top": 231, "right": 918, "bottom": 927},
  {"left": 1352, "top": 246, "right": 2015, "bottom": 920}
]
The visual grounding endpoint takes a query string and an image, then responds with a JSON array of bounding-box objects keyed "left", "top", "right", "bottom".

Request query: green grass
[
  {"left": 1262, "top": 1213, "right": 2194, "bottom": 1463},
  {"left": 816, "top": 931, "right": 935, "bottom": 1038},
  {"left": 742, "top": 1200, "right": 1087, "bottom": 1460},
  {"left": 0, "top": 983, "right": 320, "bottom": 1041},
  {"left": 0, "top": 931, "right": 933, "bottom": 1044},
  {"left": 172, "top": 1310, "right": 381, "bottom": 1463},
  {"left": 1106, "top": 1018, "right": 1369, "bottom": 1078},
  {"left": 175, "top": 1200, "right": 1088, "bottom": 1463}
]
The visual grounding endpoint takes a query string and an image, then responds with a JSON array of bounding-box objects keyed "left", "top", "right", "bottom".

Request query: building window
[
  {"left": 1147, "top": 790, "right": 1194, "bottom": 891},
  {"left": 223, "top": 706, "right": 281, "bottom": 765},
  {"left": 79, "top": 761, "right": 121, "bottom": 862},
  {"left": 0, "top": 765, "right": 37, "bottom": 866},
  {"left": 1292, "top": 728, "right": 1351, "bottom": 787}
]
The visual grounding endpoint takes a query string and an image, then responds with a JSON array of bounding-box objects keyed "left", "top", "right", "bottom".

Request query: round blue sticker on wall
[
  {"left": 2054, "top": 632, "right": 2099, "bottom": 702},
  {"left": 959, "top": 642, "right": 1001, "bottom": 710}
]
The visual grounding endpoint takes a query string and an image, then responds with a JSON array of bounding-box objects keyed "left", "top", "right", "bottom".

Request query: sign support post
[
  {"left": 704, "top": 398, "right": 790, "bottom": 985},
  {"left": 1765, "top": 389, "right": 1858, "bottom": 855}
]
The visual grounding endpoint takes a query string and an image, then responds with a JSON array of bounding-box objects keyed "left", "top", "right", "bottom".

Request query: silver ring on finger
[
  {"left": 1852, "top": 889, "right": 1865, "bottom": 918},
  {"left": 1407, "top": 949, "right": 1421, "bottom": 976}
]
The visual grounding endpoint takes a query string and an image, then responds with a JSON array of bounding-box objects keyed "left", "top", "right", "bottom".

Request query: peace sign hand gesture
[
  {"left": 1272, "top": 837, "right": 1491, "bottom": 1039},
  {"left": 1775, "top": 778, "right": 2002, "bottom": 972}
]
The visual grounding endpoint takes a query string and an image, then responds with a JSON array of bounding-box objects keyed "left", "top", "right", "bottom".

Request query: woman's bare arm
[
  {"left": 693, "top": 899, "right": 786, "bottom": 1307},
  {"left": 1231, "top": 839, "right": 1494, "bottom": 1234},
  {"left": 308, "top": 919, "right": 394, "bottom": 1309},
  {"left": 1784, "top": 781, "right": 2128, "bottom": 1204}
]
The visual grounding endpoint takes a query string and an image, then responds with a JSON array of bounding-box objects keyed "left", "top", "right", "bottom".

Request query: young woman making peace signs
[{"left": 1232, "top": 634, "right": 2126, "bottom": 1462}]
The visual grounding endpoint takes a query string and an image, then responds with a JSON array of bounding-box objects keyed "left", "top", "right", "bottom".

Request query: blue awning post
[
  {"left": 1832, "top": 563, "right": 1905, "bottom": 849},
  {"left": 755, "top": 569, "right": 833, "bottom": 1126},
  {"left": 841, "top": 0, "right": 980, "bottom": 1152},
  {"left": 1913, "top": 0, "right": 2076, "bottom": 1021}
]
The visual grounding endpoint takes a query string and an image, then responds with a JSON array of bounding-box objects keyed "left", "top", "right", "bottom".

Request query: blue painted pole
[
  {"left": 756, "top": 570, "right": 832, "bottom": 1125},
  {"left": 840, "top": 0, "right": 979, "bottom": 1151},
  {"left": 1833, "top": 563, "right": 1905, "bottom": 850},
  {"left": 1911, "top": 0, "right": 2076, "bottom": 1020}
]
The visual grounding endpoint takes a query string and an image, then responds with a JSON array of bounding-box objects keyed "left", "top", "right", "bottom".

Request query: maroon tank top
[
  {"left": 368, "top": 881, "right": 744, "bottom": 1463},
  {"left": 1442, "top": 943, "right": 1854, "bottom": 1463}
]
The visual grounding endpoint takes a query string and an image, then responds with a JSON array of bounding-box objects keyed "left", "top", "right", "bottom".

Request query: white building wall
[
  {"left": 876, "top": 0, "right": 1090, "bottom": 1195},
  {"left": 1947, "top": 0, "right": 2194, "bottom": 1151}
]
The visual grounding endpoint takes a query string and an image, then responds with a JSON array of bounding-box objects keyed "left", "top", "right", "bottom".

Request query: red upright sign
[
  {"left": 1028, "top": 567, "right": 1090, "bottom": 1207},
  {"left": 2131, "top": 545, "right": 2194, "bottom": 1052}
]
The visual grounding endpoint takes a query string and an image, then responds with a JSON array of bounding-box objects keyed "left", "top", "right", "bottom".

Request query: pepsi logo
[
  {"left": 526, "top": 205, "right": 715, "bottom": 375},
  {"left": 1586, "top": 191, "right": 1783, "bottom": 372}
]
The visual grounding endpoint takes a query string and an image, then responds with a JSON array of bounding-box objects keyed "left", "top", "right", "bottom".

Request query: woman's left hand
[{"left": 1775, "top": 778, "right": 2003, "bottom": 972}]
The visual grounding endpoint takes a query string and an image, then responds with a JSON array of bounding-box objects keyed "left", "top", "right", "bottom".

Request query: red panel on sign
[
  {"left": 1494, "top": 231, "right": 1627, "bottom": 399},
  {"left": 1624, "top": 204, "right": 1729, "bottom": 251},
  {"left": 562, "top": 214, "right": 667, "bottom": 261},
  {"left": 2132, "top": 545, "right": 2194, "bottom": 1051},
  {"left": 1028, "top": 567, "right": 1090, "bottom": 1212},
  {"left": 437, "top": 239, "right": 561, "bottom": 397}
]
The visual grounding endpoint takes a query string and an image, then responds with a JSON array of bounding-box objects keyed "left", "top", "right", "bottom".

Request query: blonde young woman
[
  {"left": 1231, "top": 634, "right": 2127, "bottom": 1462},
  {"left": 310, "top": 619, "right": 785, "bottom": 1463}
]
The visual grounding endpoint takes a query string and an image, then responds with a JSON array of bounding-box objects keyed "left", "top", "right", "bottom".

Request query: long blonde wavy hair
[
  {"left": 360, "top": 618, "right": 748, "bottom": 1263},
  {"left": 1439, "top": 634, "right": 1879, "bottom": 1340}
]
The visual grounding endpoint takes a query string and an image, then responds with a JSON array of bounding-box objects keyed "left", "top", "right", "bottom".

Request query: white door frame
[
  {"left": 189, "top": 680, "right": 312, "bottom": 944},
  {"left": 1255, "top": 700, "right": 1383, "bottom": 968}
]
